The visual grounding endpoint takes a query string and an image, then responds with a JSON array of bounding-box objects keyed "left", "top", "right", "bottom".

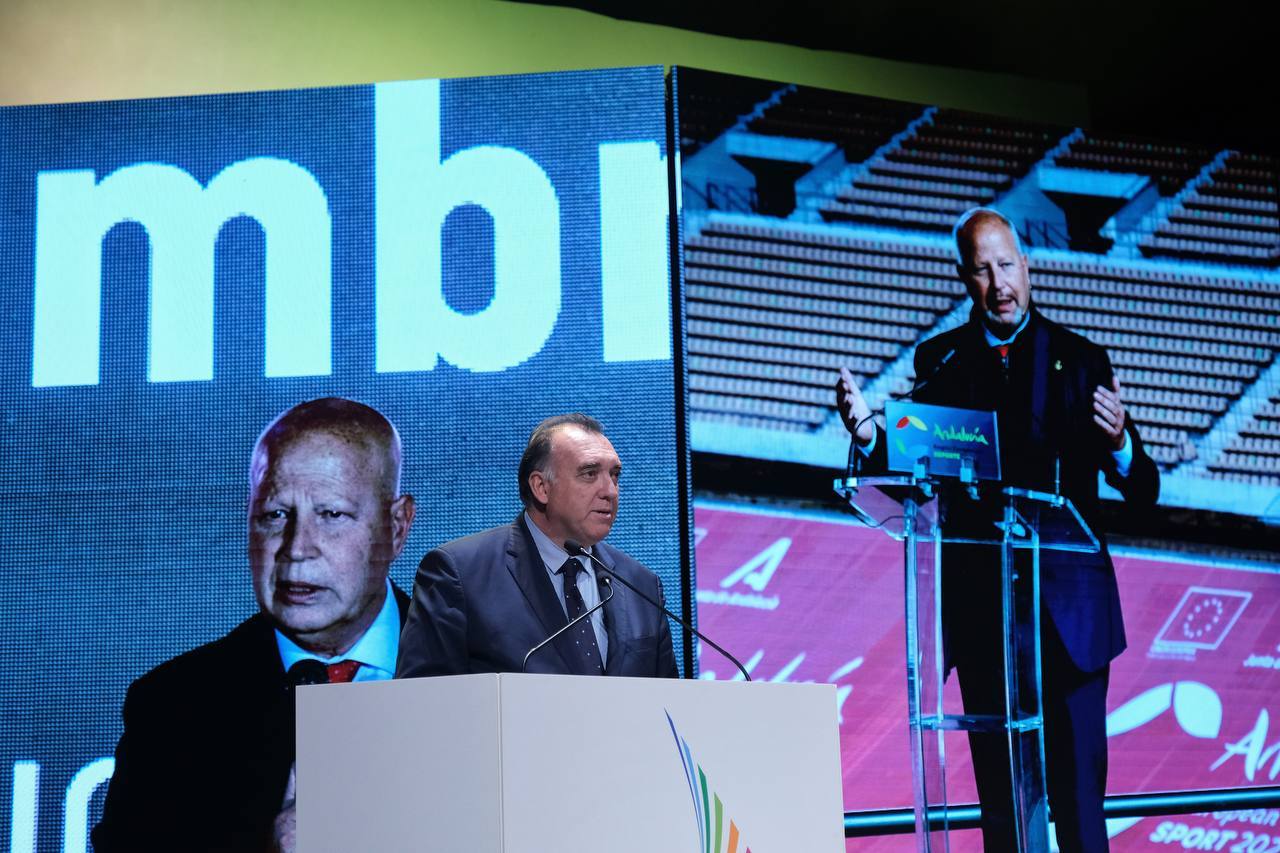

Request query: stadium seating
[
  {"left": 1206, "top": 394, "right": 1280, "bottom": 483},
  {"left": 684, "top": 217, "right": 1280, "bottom": 484},
  {"left": 679, "top": 80, "right": 1280, "bottom": 491},
  {"left": 675, "top": 67, "right": 785, "bottom": 158},
  {"left": 819, "top": 109, "right": 1064, "bottom": 232},
  {"left": 1052, "top": 132, "right": 1211, "bottom": 195},
  {"left": 1140, "top": 152, "right": 1280, "bottom": 266},
  {"left": 685, "top": 220, "right": 963, "bottom": 430},
  {"left": 746, "top": 87, "right": 923, "bottom": 164}
]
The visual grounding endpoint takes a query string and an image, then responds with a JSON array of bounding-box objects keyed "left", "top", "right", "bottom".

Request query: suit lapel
[
  {"left": 391, "top": 581, "right": 411, "bottom": 627},
  {"left": 241, "top": 613, "right": 290, "bottom": 693},
  {"left": 959, "top": 318, "right": 990, "bottom": 406},
  {"left": 1029, "top": 310, "right": 1053, "bottom": 451},
  {"left": 596, "top": 545, "right": 633, "bottom": 677},
  {"left": 506, "top": 516, "right": 576, "bottom": 672}
]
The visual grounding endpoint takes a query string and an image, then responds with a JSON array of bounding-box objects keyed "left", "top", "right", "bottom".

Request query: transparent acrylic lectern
[{"left": 834, "top": 472, "right": 1099, "bottom": 852}]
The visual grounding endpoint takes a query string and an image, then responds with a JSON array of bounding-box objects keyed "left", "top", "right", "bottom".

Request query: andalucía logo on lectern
[
  {"left": 666, "top": 711, "right": 753, "bottom": 853},
  {"left": 893, "top": 412, "right": 929, "bottom": 459}
]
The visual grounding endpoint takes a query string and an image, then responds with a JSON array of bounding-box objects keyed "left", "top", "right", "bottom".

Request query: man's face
[
  {"left": 531, "top": 426, "right": 622, "bottom": 549},
  {"left": 248, "top": 432, "right": 412, "bottom": 655},
  {"left": 958, "top": 217, "right": 1031, "bottom": 335}
]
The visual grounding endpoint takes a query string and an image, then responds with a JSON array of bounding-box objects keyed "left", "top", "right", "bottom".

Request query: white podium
[{"left": 297, "top": 673, "right": 844, "bottom": 852}]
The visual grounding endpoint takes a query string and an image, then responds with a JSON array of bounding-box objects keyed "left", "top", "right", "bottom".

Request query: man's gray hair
[
  {"left": 951, "top": 206, "right": 1026, "bottom": 265},
  {"left": 518, "top": 413, "right": 606, "bottom": 508}
]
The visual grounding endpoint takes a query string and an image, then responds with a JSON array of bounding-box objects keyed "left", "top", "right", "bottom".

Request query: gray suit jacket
[{"left": 396, "top": 516, "right": 679, "bottom": 678}]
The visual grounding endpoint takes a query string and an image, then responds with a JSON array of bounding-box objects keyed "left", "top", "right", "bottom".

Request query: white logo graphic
[
  {"left": 1211, "top": 709, "right": 1280, "bottom": 782},
  {"left": 697, "top": 647, "right": 864, "bottom": 723},
  {"left": 31, "top": 78, "right": 671, "bottom": 387},
  {"left": 1108, "top": 682, "right": 1280, "bottom": 786},
  {"left": 1243, "top": 642, "right": 1280, "bottom": 671},
  {"left": 1149, "top": 586, "right": 1251, "bottom": 660},
  {"left": 8, "top": 756, "right": 114, "bottom": 853},
  {"left": 696, "top": 537, "right": 789, "bottom": 611},
  {"left": 1106, "top": 681, "right": 1223, "bottom": 739}
]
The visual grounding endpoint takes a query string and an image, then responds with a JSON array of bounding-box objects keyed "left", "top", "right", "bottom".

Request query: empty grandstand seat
[
  {"left": 1141, "top": 152, "right": 1280, "bottom": 266},
  {"left": 818, "top": 108, "right": 1064, "bottom": 232},
  {"left": 746, "top": 86, "right": 923, "bottom": 162},
  {"left": 684, "top": 217, "right": 1280, "bottom": 487}
]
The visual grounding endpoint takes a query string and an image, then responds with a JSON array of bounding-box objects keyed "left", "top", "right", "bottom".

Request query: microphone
[
  {"left": 286, "top": 659, "right": 328, "bottom": 687},
  {"left": 845, "top": 347, "right": 960, "bottom": 478},
  {"left": 563, "top": 540, "right": 752, "bottom": 682},
  {"left": 521, "top": 575, "right": 614, "bottom": 673},
  {"left": 894, "top": 346, "right": 958, "bottom": 402}
]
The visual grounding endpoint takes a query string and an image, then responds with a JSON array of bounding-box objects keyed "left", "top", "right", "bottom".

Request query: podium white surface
[{"left": 297, "top": 673, "right": 843, "bottom": 852}]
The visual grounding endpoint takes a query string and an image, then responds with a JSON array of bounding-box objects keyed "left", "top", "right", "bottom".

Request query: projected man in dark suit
[
  {"left": 93, "top": 398, "right": 417, "bottom": 853},
  {"left": 836, "top": 208, "right": 1159, "bottom": 851},
  {"left": 396, "top": 413, "right": 678, "bottom": 680}
]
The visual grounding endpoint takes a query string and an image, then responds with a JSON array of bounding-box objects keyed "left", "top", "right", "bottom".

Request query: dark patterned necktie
[
  {"left": 325, "top": 659, "right": 361, "bottom": 683},
  {"left": 560, "top": 558, "right": 604, "bottom": 675}
]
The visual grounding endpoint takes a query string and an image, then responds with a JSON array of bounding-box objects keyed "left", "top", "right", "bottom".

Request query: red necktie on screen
[{"left": 325, "top": 660, "right": 361, "bottom": 683}]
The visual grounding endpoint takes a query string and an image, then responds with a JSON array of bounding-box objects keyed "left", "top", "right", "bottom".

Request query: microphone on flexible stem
[
  {"left": 843, "top": 347, "right": 959, "bottom": 479},
  {"left": 521, "top": 576, "right": 614, "bottom": 673},
  {"left": 894, "top": 346, "right": 958, "bottom": 402},
  {"left": 563, "top": 540, "right": 753, "bottom": 682}
]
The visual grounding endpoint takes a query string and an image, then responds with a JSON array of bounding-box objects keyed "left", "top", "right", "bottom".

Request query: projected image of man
[
  {"left": 835, "top": 208, "right": 1160, "bottom": 851},
  {"left": 93, "top": 398, "right": 416, "bottom": 853},
  {"left": 396, "top": 413, "right": 678, "bottom": 679}
]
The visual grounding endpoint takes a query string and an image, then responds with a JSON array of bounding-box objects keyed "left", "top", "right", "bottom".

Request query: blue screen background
[{"left": 0, "top": 67, "right": 682, "bottom": 850}]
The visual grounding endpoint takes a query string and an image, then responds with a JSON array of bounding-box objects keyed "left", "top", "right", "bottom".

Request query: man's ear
[
  {"left": 388, "top": 494, "right": 416, "bottom": 557},
  {"left": 528, "top": 470, "right": 552, "bottom": 507}
]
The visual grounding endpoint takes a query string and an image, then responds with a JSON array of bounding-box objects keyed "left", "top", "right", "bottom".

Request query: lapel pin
[{"left": 1054, "top": 359, "right": 1062, "bottom": 371}]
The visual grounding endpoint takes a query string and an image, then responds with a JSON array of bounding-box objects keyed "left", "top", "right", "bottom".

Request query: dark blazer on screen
[{"left": 92, "top": 586, "right": 410, "bottom": 853}]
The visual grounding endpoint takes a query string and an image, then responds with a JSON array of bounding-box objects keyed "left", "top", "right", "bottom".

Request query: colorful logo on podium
[
  {"left": 666, "top": 711, "right": 752, "bottom": 853},
  {"left": 893, "top": 412, "right": 929, "bottom": 459}
]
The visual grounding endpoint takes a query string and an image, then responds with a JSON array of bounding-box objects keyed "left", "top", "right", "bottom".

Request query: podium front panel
[
  {"left": 499, "top": 675, "right": 843, "bottom": 853},
  {"left": 297, "top": 673, "right": 842, "bottom": 852},
  {"left": 297, "top": 675, "right": 503, "bottom": 853}
]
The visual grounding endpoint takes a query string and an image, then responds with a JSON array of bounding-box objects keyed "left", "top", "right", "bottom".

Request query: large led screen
[
  {"left": 674, "top": 65, "right": 1280, "bottom": 850},
  {"left": 674, "top": 66, "right": 1280, "bottom": 522},
  {"left": 0, "top": 66, "right": 682, "bottom": 851},
  {"left": 693, "top": 501, "right": 1280, "bottom": 851}
]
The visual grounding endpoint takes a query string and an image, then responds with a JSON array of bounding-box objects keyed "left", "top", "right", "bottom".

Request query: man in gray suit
[{"left": 396, "top": 413, "right": 678, "bottom": 679}]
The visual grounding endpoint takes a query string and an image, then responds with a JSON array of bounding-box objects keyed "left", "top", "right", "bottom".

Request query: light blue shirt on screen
[{"left": 274, "top": 578, "right": 399, "bottom": 681}]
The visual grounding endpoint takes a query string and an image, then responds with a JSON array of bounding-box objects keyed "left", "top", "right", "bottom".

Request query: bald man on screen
[
  {"left": 94, "top": 398, "right": 416, "bottom": 853},
  {"left": 837, "top": 208, "right": 1159, "bottom": 851}
]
